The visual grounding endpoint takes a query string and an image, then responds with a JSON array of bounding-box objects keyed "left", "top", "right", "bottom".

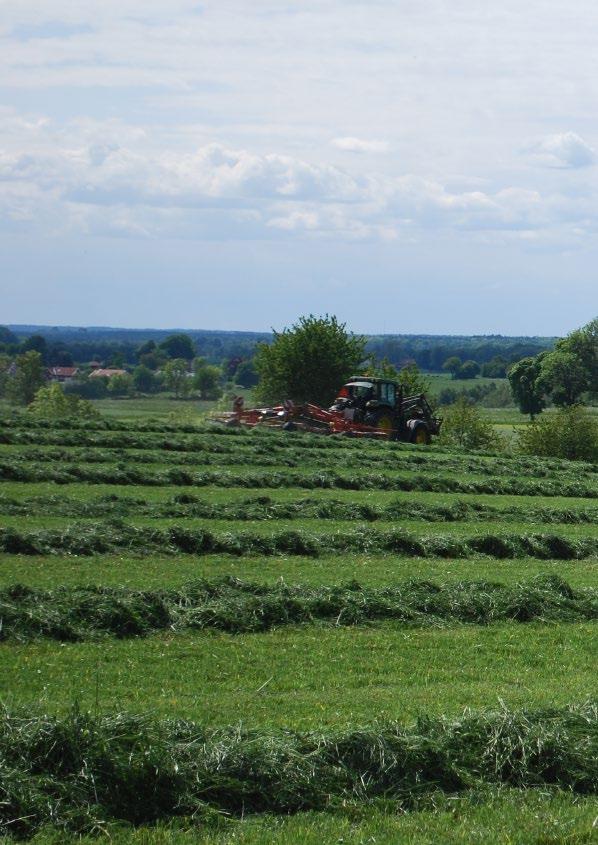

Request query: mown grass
[
  {"left": 0, "top": 703, "right": 596, "bottom": 837},
  {"left": 2, "top": 521, "right": 597, "bottom": 562},
  {"left": 0, "top": 552, "right": 596, "bottom": 591},
  {"left": 2, "top": 480, "right": 597, "bottom": 512},
  {"left": 6, "top": 790, "right": 596, "bottom": 845},
  {"left": 2, "top": 574, "right": 594, "bottom": 641},
  {"left": 0, "top": 406, "right": 596, "bottom": 841},
  {"left": 1, "top": 625, "right": 595, "bottom": 728},
  {"left": 2, "top": 491, "right": 598, "bottom": 530}
]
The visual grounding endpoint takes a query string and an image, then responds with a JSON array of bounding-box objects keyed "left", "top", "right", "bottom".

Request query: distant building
[
  {"left": 89, "top": 368, "right": 127, "bottom": 379},
  {"left": 47, "top": 367, "right": 79, "bottom": 383}
]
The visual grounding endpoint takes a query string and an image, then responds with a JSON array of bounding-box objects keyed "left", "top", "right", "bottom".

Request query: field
[{"left": 0, "top": 407, "right": 596, "bottom": 843}]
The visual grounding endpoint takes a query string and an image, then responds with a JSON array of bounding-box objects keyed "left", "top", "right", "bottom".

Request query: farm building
[
  {"left": 46, "top": 367, "right": 79, "bottom": 383},
  {"left": 89, "top": 368, "right": 128, "bottom": 379}
]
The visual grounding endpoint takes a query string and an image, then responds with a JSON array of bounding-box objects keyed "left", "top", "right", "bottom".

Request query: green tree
[
  {"left": 132, "top": 365, "right": 158, "bottom": 394},
  {"left": 518, "top": 405, "right": 597, "bottom": 462},
  {"left": 508, "top": 356, "right": 546, "bottom": 420},
  {"left": 397, "top": 362, "right": 431, "bottom": 396},
  {"left": 65, "top": 375, "right": 108, "bottom": 400},
  {"left": 6, "top": 351, "right": 45, "bottom": 405},
  {"left": 457, "top": 360, "right": 480, "bottom": 380},
  {"left": 194, "top": 364, "right": 223, "bottom": 399},
  {"left": 28, "top": 383, "right": 99, "bottom": 419},
  {"left": 364, "top": 355, "right": 400, "bottom": 380},
  {"left": 234, "top": 359, "right": 259, "bottom": 388},
  {"left": 254, "top": 315, "right": 366, "bottom": 406},
  {"left": 0, "top": 354, "right": 11, "bottom": 397},
  {"left": 481, "top": 356, "right": 508, "bottom": 378},
  {"left": 442, "top": 356, "right": 462, "bottom": 379},
  {"left": 0, "top": 326, "right": 18, "bottom": 346},
  {"left": 20, "top": 334, "right": 48, "bottom": 362},
  {"left": 439, "top": 397, "right": 499, "bottom": 450},
  {"left": 553, "top": 318, "right": 598, "bottom": 396},
  {"left": 159, "top": 334, "right": 195, "bottom": 361},
  {"left": 537, "top": 350, "right": 590, "bottom": 407},
  {"left": 163, "top": 359, "right": 191, "bottom": 398},
  {"left": 107, "top": 373, "right": 133, "bottom": 397}
]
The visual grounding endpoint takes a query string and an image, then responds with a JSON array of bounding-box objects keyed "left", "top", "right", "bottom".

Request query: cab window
[{"left": 380, "top": 383, "right": 396, "bottom": 405}]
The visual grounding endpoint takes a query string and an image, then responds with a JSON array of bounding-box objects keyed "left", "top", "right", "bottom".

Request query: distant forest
[{"left": 5, "top": 325, "right": 555, "bottom": 371}]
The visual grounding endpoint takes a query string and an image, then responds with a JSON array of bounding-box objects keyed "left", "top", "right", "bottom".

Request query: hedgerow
[
  {"left": 0, "top": 575, "right": 595, "bottom": 641},
  {"left": 0, "top": 702, "right": 596, "bottom": 836}
]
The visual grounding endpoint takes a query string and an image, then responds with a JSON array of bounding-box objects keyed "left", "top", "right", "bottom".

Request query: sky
[{"left": 1, "top": 1, "right": 597, "bottom": 336}]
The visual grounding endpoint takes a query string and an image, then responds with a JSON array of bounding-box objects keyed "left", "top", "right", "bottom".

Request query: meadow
[{"left": 0, "top": 406, "right": 596, "bottom": 843}]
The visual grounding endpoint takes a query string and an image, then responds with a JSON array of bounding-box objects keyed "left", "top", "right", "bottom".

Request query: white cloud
[
  {"left": 1, "top": 112, "right": 597, "bottom": 245},
  {"left": 529, "top": 132, "right": 595, "bottom": 169},
  {"left": 331, "top": 137, "right": 390, "bottom": 154}
]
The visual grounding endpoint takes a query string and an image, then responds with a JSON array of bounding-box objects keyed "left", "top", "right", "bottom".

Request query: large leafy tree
[
  {"left": 537, "top": 350, "right": 591, "bottom": 407},
  {"left": 7, "top": 351, "right": 46, "bottom": 405},
  {"left": 442, "top": 356, "right": 462, "bottom": 379},
  {"left": 254, "top": 315, "right": 366, "bottom": 406},
  {"left": 159, "top": 334, "right": 195, "bottom": 361},
  {"left": 508, "top": 356, "right": 545, "bottom": 420},
  {"left": 163, "top": 358, "right": 191, "bottom": 398},
  {"left": 553, "top": 318, "right": 598, "bottom": 396}
]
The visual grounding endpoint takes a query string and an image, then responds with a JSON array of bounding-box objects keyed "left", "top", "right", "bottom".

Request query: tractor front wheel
[{"left": 410, "top": 422, "right": 431, "bottom": 445}]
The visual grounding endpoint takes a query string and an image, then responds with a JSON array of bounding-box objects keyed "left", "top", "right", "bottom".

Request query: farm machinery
[{"left": 214, "top": 376, "right": 442, "bottom": 443}]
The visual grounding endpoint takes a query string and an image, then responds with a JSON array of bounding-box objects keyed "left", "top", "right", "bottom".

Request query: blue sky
[{"left": 1, "top": 1, "right": 597, "bottom": 335}]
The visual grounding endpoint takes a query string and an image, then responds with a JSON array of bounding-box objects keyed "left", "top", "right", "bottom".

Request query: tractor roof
[{"left": 348, "top": 375, "right": 399, "bottom": 386}]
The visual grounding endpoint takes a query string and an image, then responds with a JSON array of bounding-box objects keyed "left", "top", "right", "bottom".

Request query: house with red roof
[{"left": 46, "top": 367, "right": 79, "bottom": 383}]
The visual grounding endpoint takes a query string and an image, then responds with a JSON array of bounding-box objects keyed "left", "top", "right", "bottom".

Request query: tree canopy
[
  {"left": 159, "top": 334, "right": 195, "bottom": 361},
  {"left": 254, "top": 315, "right": 366, "bottom": 406},
  {"left": 508, "top": 356, "right": 545, "bottom": 420}
]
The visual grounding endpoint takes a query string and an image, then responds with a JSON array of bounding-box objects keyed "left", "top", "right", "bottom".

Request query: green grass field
[{"left": 0, "top": 407, "right": 596, "bottom": 843}]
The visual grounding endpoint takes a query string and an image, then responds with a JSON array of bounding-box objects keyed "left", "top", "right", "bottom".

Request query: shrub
[
  {"left": 439, "top": 397, "right": 499, "bottom": 450},
  {"left": 28, "top": 383, "right": 99, "bottom": 420},
  {"left": 517, "top": 405, "right": 598, "bottom": 462}
]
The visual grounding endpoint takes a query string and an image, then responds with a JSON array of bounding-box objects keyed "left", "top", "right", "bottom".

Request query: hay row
[
  {"left": 4, "top": 443, "right": 595, "bottom": 481},
  {"left": 1, "top": 523, "right": 597, "bottom": 560},
  {"left": 1, "top": 702, "right": 596, "bottom": 836},
  {"left": 1, "top": 492, "right": 597, "bottom": 525},
  {"left": 1, "top": 575, "right": 596, "bottom": 641},
  {"left": 1, "top": 462, "right": 596, "bottom": 498}
]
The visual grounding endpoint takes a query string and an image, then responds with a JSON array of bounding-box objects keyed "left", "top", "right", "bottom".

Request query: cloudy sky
[{"left": 1, "top": 1, "right": 597, "bottom": 334}]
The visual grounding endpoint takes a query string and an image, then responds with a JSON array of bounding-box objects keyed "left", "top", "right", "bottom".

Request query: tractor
[
  {"left": 329, "top": 376, "right": 441, "bottom": 443},
  {"left": 215, "top": 375, "right": 441, "bottom": 443}
]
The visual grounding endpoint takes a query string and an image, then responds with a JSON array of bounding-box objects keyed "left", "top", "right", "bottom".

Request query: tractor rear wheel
[
  {"left": 410, "top": 422, "right": 431, "bottom": 445},
  {"left": 364, "top": 410, "right": 396, "bottom": 436}
]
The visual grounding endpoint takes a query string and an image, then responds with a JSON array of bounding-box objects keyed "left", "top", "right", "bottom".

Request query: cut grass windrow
[
  {"left": 1, "top": 523, "right": 597, "bottom": 560},
  {"left": 1, "top": 492, "right": 597, "bottom": 525},
  {"left": 0, "top": 702, "right": 596, "bottom": 837},
  {"left": 0, "top": 574, "right": 595, "bottom": 641},
  {"left": 2, "top": 440, "right": 595, "bottom": 481},
  {"left": 1, "top": 463, "right": 596, "bottom": 498}
]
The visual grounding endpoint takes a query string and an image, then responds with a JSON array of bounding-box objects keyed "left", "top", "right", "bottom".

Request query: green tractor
[{"left": 330, "top": 376, "right": 441, "bottom": 443}]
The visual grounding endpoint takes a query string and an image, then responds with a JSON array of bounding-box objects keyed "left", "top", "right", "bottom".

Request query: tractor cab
[
  {"left": 330, "top": 377, "right": 400, "bottom": 425},
  {"left": 334, "top": 377, "right": 399, "bottom": 409},
  {"left": 331, "top": 375, "right": 441, "bottom": 443}
]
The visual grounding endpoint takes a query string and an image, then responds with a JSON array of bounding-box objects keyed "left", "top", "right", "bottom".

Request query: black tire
[
  {"left": 364, "top": 410, "right": 396, "bottom": 436},
  {"left": 410, "top": 421, "right": 431, "bottom": 445}
]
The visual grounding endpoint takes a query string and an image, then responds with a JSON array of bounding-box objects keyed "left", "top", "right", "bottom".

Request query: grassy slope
[{"left": 0, "top": 408, "right": 596, "bottom": 842}]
